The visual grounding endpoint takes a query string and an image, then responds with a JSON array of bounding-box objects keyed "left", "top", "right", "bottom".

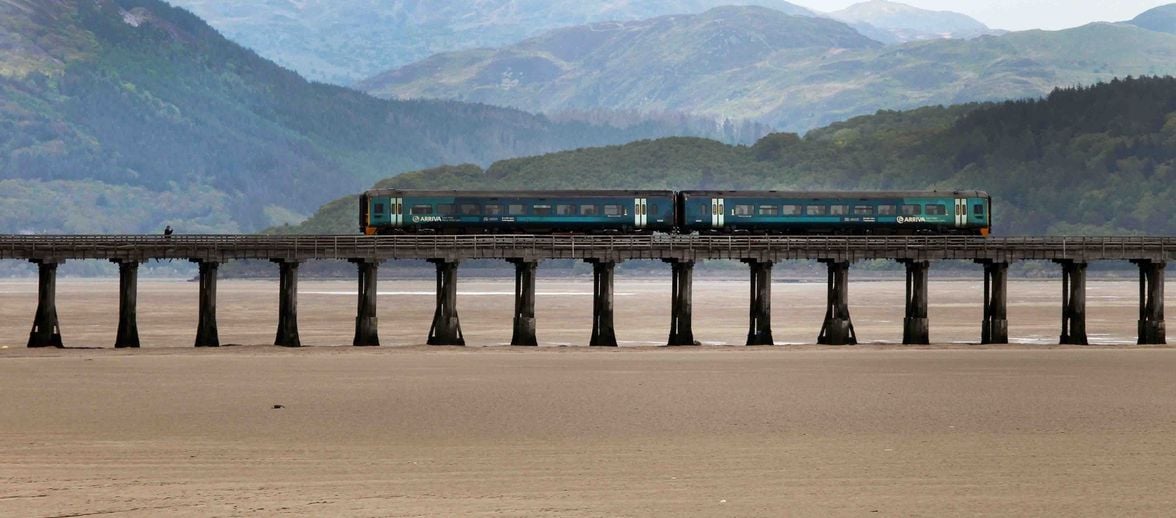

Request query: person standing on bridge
[{"left": 164, "top": 225, "right": 173, "bottom": 238}]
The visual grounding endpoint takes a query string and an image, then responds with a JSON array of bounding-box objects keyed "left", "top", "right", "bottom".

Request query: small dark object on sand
[{"left": 272, "top": 404, "right": 284, "bottom": 409}]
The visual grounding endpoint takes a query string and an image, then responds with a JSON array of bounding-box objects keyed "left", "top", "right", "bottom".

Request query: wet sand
[{"left": 1, "top": 278, "right": 1174, "bottom": 516}]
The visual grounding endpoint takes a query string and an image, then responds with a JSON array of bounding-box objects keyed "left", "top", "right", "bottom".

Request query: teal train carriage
[
  {"left": 360, "top": 189, "right": 678, "bottom": 234},
  {"left": 677, "top": 191, "right": 991, "bottom": 236}
]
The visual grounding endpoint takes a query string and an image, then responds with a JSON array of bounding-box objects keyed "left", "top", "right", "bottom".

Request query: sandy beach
[{"left": 1, "top": 277, "right": 1174, "bottom": 516}]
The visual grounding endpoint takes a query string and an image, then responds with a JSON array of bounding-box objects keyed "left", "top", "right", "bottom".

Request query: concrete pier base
[
  {"left": 901, "top": 260, "right": 930, "bottom": 345},
  {"left": 27, "top": 259, "right": 63, "bottom": 348},
  {"left": 351, "top": 260, "right": 380, "bottom": 346},
  {"left": 743, "top": 259, "right": 774, "bottom": 346},
  {"left": 274, "top": 260, "right": 301, "bottom": 347},
  {"left": 978, "top": 260, "right": 1009, "bottom": 344},
  {"left": 666, "top": 259, "right": 697, "bottom": 346},
  {"left": 588, "top": 259, "right": 618, "bottom": 347},
  {"left": 113, "top": 260, "right": 140, "bottom": 348},
  {"left": 427, "top": 259, "right": 464, "bottom": 346},
  {"left": 1056, "top": 260, "right": 1088, "bottom": 345},
  {"left": 818, "top": 260, "right": 857, "bottom": 345},
  {"left": 194, "top": 260, "right": 220, "bottom": 347},
  {"left": 509, "top": 259, "right": 538, "bottom": 346},
  {"left": 1135, "top": 260, "right": 1166, "bottom": 345}
]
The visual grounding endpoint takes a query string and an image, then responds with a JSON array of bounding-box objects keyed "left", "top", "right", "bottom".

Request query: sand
[{"left": 1, "top": 277, "right": 1174, "bottom": 516}]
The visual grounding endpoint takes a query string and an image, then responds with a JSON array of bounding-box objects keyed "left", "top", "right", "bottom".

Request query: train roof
[
  {"left": 363, "top": 189, "right": 676, "bottom": 198},
  {"left": 678, "top": 190, "right": 990, "bottom": 199}
]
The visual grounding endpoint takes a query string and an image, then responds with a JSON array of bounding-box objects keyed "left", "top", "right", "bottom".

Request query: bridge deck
[{"left": 0, "top": 235, "right": 1172, "bottom": 263}]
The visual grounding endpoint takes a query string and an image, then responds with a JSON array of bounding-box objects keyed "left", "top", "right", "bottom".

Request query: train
[{"left": 360, "top": 189, "right": 992, "bottom": 236}]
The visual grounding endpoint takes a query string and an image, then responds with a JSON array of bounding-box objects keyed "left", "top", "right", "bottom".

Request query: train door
[
  {"left": 634, "top": 198, "right": 647, "bottom": 229},
  {"left": 392, "top": 196, "right": 404, "bottom": 227},
  {"left": 711, "top": 198, "right": 725, "bottom": 229},
  {"left": 954, "top": 197, "right": 967, "bottom": 228}
]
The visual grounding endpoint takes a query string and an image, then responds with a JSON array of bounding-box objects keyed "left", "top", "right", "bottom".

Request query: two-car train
[{"left": 360, "top": 189, "right": 992, "bottom": 236}]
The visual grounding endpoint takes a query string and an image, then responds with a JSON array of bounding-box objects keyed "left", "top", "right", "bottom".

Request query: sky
[{"left": 791, "top": 0, "right": 1173, "bottom": 31}]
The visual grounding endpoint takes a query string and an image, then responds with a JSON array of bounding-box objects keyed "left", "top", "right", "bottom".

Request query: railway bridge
[{"left": 4, "top": 234, "right": 1170, "bottom": 348}]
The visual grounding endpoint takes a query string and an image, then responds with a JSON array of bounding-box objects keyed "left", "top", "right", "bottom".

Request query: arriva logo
[
  {"left": 896, "top": 216, "right": 928, "bottom": 224},
  {"left": 413, "top": 216, "right": 445, "bottom": 223}
]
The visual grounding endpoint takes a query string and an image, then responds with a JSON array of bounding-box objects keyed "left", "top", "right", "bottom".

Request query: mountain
[
  {"left": 830, "top": 0, "right": 996, "bottom": 43},
  {"left": 0, "top": 0, "right": 761, "bottom": 234},
  {"left": 288, "top": 76, "right": 1176, "bottom": 237},
  {"left": 361, "top": 7, "right": 1176, "bottom": 132},
  {"left": 163, "top": 0, "right": 818, "bottom": 85},
  {"left": 1127, "top": 4, "right": 1176, "bottom": 34}
]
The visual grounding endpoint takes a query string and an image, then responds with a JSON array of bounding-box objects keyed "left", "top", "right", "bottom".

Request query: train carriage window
[
  {"left": 649, "top": 203, "right": 658, "bottom": 215},
  {"left": 974, "top": 204, "right": 985, "bottom": 215},
  {"left": 901, "top": 204, "right": 922, "bottom": 216},
  {"left": 878, "top": 205, "right": 897, "bottom": 216},
  {"left": 556, "top": 204, "right": 575, "bottom": 216},
  {"left": 580, "top": 204, "right": 598, "bottom": 216},
  {"left": 926, "top": 204, "right": 947, "bottom": 215},
  {"left": 459, "top": 203, "right": 480, "bottom": 216},
  {"left": 700, "top": 205, "right": 711, "bottom": 218},
  {"left": 374, "top": 203, "right": 385, "bottom": 214},
  {"left": 532, "top": 204, "right": 552, "bottom": 216},
  {"left": 508, "top": 204, "right": 526, "bottom": 216},
  {"left": 437, "top": 204, "right": 455, "bottom": 215},
  {"left": 830, "top": 205, "right": 849, "bottom": 216},
  {"left": 484, "top": 204, "right": 502, "bottom": 216},
  {"left": 733, "top": 204, "right": 753, "bottom": 216},
  {"left": 758, "top": 205, "right": 779, "bottom": 216},
  {"left": 603, "top": 204, "right": 623, "bottom": 216},
  {"left": 853, "top": 205, "right": 874, "bottom": 216},
  {"left": 410, "top": 205, "right": 433, "bottom": 215},
  {"left": 782, "top": 205, "right": 801, "bottom": 216},
  {"left": 806, "top": 205, "right": 827, "bottom": 216}
]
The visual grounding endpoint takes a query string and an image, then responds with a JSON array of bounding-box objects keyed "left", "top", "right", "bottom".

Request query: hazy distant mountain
[
  {"left": 830, "top": 0, "right": 997, "bottom": 43},
  {"left": 164, "top": 0, "right": 818, "bottom": 84},
  {"left": 0, "top": 0, "right": 758, "bottom": 233},
  {"left": 361, "top": 6, "right": 1176, "bottom": 132},
  {"left": 1127, "top": 4, "right": 1176, "bottom": 34}
]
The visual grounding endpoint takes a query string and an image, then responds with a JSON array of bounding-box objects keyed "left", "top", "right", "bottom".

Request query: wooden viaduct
[{"left": 4, "top": 235, "right": 1169, "bottom": 348}]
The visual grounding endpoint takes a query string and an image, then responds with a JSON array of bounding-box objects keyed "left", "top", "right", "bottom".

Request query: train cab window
[
  {"left": 556, "top": 204, "right": 575, "bottom": 216},
  {"left": 580, "top": 204, "right": 598, "bottom": 216},
  {"left": 758, "top": 205, "right": 778, "bottom": 216},
  {"left": 532, "top": 204, "right": 552, "bottom": 216},
  {"left": 410, "top": 205, "right": 433, "bottom": 215},
  {"left": 926, "top": 204, "right": 947, "bottom": 215},
  {"left": 374, "top": 203, "right": 385, "bottom": 214},
  {"left": 806, "top": 205, "right": 828, "bottom": 216},
  {"left": 974, "top": 204, "right": 986, "bottom": 215},
  {"left": 733, "top": 204, "right": 753, "bottom": 216},
  {"left": 603, "top": 204, "right": 624, "bottom": 216},
  {"left": 877, "top": 205, "right": 896, "bottom": 216},
  {"left": 853, "top": 205, "right": 874, "bottom": 216},
  {"left": 782, "top": 205, "right": 801, "bottom": 216},
  {"left": 901, "top": 204, "right": 922, "bottom": 216},
  {"left": 484, "top": 204, "right": 502, "bottom": 216},
  {"left": 508, "top": 204, "right": 526, "bottom": 216},
  {"left": 437, "top": 204, "right": 455, "bottom": 215},
  {"left": 830, "top": 205, "right": 849, "bottom": 216},
  {"left": 459, "top": 204, "right": 480, "bottom": 216}
]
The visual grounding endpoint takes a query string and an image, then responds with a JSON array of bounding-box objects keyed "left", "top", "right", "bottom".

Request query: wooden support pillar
[
  {"left": 665, "top": 259, "right": 697, "bottom": 346},
  {"left": 978, "top": 260, "right": 1009, "bottom": 344},
  {"left": 351, "top": 259, "right": 380, "bottom": 346},
  {"left": 27, "top": 259, "right": 63, "bottom": 348},
  {"left": 427, "top": 259, "right": 464, "bottom": 346},
  {"left": 1055, "top": 260, "right": 1088, "bottom": 345},
  {"left": 112, "top": 259, "right": 140, "bottom": 348},
  {"left": 1135, "top": 260, "right": 1166, "bottom": 345},
  {"left": 818, "top": 260, "right": 857, "bottom": 345},
  {"left": 273, "top": 260, "right": 301, "bottom": 347},
  {"left": 588, "top": 259, "right": 618, "bottom": 347},
  {"left": 901, "top": 260, "right": 930, "bottom": 345},
  {"left": 193, "top": 260, "right": 220, "bottom": 347},
  {"left": 743, "top": 259, "right": 774, "bottom": 346},
  {"left": 509, "top": 259, "right": 538, "bottom": 346}
]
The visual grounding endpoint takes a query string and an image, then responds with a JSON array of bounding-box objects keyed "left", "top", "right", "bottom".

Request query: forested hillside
[
  {"left": 289, "top": 77, "right": 1176, "bottom": 236},
  {"left": 0, "top": 0, "right": 743, "bottom": 233}
]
